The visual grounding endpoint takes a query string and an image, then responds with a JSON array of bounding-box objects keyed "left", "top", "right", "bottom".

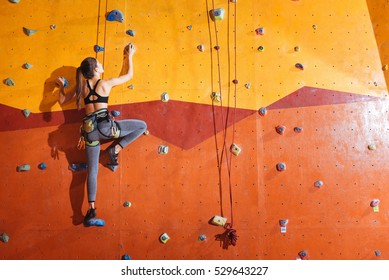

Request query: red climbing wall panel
[{"left": 1, "top": 0, "right": 389, "bottom": 260}]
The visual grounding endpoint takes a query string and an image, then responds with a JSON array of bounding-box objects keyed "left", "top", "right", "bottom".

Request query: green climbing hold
[
  {"left": 23, "top": 27, "right": 38, "bottom": 36},
  {"left": 0, "top": 233, "right": 9, "bottom": 243},
  {"left": 17, "top": 164, "right": 30, "bottom": 172},
  {"left": 22, "top": 109, "right": 31, "bottom": 118},
  {"left": 4, "top": 78, "right": 15, "bottom": 86},
  {"left": 23, "top": 63, "right": 33, "bottom": 69}
]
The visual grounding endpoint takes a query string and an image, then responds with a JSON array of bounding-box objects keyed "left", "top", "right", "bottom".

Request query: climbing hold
[
  {"left": 0, "top": 233, "right": 9, "bottom": 243},
  {"left": 69, "top": 163, "right": 88, "bottom": 172},
  {"left": 314, "top": 181, "right": 324, "bottom": 188},
  {"left": 144, "top": 130, "right": 149, "bottom": 135},
  {"left": 368, "top": 144, "right": 376, "bottom": 150},
  {"left": 295, "top": 63, "right": 304, "bottom": 70},
  {"left": 209, "top": 8, "right": 225, "bottom": 21},
  {"left": 84, "top": 219, "right": 105, "bottom": 227},
  {"left": 9, "top": 0, "right": 20, "bottom": 3},
  {"left": 22, "top": 109, "right": 30, "bottom": 118},
  {"left": 107, "top": 163, "right": 118, "bottom": 172},
  {"left": 258, "top": 107, "right": 267, "bottom": 116},
  {"left": 370, "top": 199, "right": 380, "bottom": 208},
  {"left": 210, "top": 92, "right": 221, "bottom": 102},
  {"left": 23, "top": 27, "right": 38, "bottom": 36},
  {"left": 50, "top": 24, "right": 56, "bottom": 30},
  {"left": 161, "top": 92, "right": 169, "bottom": 102},
  {"left": 298, "top": 250, "right": 308, "bottom": 260},
  {"left": 255, "top": 27, "right": 264, "bottom": 35},
  {"left": 128, "top": 84, "right": 134, "bottom": 90},
  {"left": 158, "top": 145, "right": 169, "bottom": 154},
  {"left": 17, "top": 164, "right": 30, "bottom": 172},
  {"left": 383, "top": 65, "right": 388, "bottom": 71},
  {"left": 123, "top": 201, "right": 131, "bottom": 208},
  {"left": 4, "top": 78, "right": 15, "bottom": 86},
  {"left": 294, "top": 46, "right": 300, "bottom": 52},
  {"left": 106, "top": 10, "right": 124, "bottom": 22},
  {"left": 126, "top": 30, "right": 135, "bottom": 37},
  {"left": 245, "top": 83, "right": 251, "bottom": 89},
  {"left": 312, "top": 24, "right": 318, "bottom": 30},
  {"left": 257, "top": 46, "right": 265, "bottom": 52},
  {"left": 94, "top": 45, "right": 104, "bottom": 53},
  {"left": 38, "top": 162, "right": 47, "bottom": 170},
  {"left": 111, "top": 110, "right": 120, "bottom": 117},
  {"left": 211, "top": 216, "right": 227, "bottom": 227},
  {"left": 159, "top": 233, "right": 170, "bottom": 244},
  {"left": 23, "top": 63, "right": 33, "bottom": 69},
  {"left": 187, "top": 25, "right": 192, "bottom": 30},
  {"left": 294, "top": 126, "right": 303, "bottom": 133},
  {"left": 375, "top": 250, "right": 381, "bottom": 257},
  {"left": 198, "top": 234, "right": 207, "bottom": 241},
  {"left": 276, "top": 162, "right": 286, "bottom": 171},
  {"left": 279, "top": 219, "right": 288, "bottom": 233},
  {"left": 214, "top": 45, "right": 220, "bottom": 51},
  {"left": 232, "top": 79, "right": 238, "bottom": 84},
  {"left": 275, "top": 125, "right": 286, "bottom": 135},
  {"left": 197, "top": 44, "right": 205, "bottom": 52},
  {"left": 121, "top": 254, "right": 131, "bottom": 260},
  {"left": 279, "top": 219, "right": 288, "bottom": 227},
  {"left": 230, "top": 143, "right": 241, "bottom": 156},
  {"left": 63, "top": 77, "right": 69, "bottom": 88}
]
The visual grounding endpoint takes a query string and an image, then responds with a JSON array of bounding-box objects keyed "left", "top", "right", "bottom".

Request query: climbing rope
[{"left": 208, "top": 0, "right": 239, "bottom": 246}]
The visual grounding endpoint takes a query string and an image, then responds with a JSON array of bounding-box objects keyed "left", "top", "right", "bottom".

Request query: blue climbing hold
[
  {"left": 107, "top": 10, "right": 124, "bottom": 22},
  {"left": 38, "top": 162, "right": 47, "bottom": 170},
  {"left": 4, "top": 78, "right": 15, "bottom": 86},
  {"left": 22, "top": 109, "right": 30, "bottom": 118},
  {"left": 63, "top": 77, "right": 69, "bottom": 88},
  {"left": 23, "top": 63, "right": 33, "bottom": 69},
  {"left": 121, "top": 254, "right": 131, "bottom": 260},
  {"left": 111, "top": 110, "right": 120, "bottom": 117},
  {"left": 69, "top": 163, "right": 88, "bottom": 172},
  {"left": 126, "top": 30, "right": 135, "bottom": 37},
  {"left": 84, "top": 218, "right": 105, "bottom": 227},
  {"left": 94, "top": 45, "right": 105, "bottom": 53}
]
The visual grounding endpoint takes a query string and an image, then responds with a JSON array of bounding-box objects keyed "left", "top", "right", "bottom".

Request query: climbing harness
[{"left": 77, "top": 108, "right": 120, "bottom": 150}]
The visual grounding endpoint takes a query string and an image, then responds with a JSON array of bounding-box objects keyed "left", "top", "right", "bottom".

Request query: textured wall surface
[{"left": 0, "top": 0, "right": 388, "bottom": 260}]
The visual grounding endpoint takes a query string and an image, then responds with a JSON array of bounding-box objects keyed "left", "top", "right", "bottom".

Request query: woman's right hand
[{"left": 124, "top": 43, "right": 136, "bottom": 56}]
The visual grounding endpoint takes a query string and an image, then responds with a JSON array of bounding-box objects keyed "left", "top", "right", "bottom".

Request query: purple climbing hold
[{"left": 107, "top": 10, "right": 124, "bottom": 22}]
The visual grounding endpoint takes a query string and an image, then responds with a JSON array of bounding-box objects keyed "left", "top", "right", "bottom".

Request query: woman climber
[{"left": 55, "top": 43, "right": 147, "bottom": 225}]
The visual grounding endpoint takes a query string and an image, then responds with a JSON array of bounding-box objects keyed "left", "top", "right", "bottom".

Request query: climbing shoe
[
  {"left": 107, "top": 146, "right": 119, "bottom": 172},
  {"left": 84, "top": 208, "right": 96, "bottom": 222}
]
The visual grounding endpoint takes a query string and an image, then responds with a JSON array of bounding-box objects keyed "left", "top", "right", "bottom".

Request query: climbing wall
[{"left": 1, "top": 0, "right": 389, "bottom": 260}]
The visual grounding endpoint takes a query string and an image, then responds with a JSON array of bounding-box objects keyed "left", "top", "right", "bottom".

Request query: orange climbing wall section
[{"left": 1, "top": 0, "right": 389, "bottom": 260}]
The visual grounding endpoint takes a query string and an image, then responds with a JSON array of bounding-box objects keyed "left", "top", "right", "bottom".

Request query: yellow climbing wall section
[
  {"left": 1, "top": 0, "right": 389, "bottom": 260},
  {"left": 0, "top": 0, "right": 386, "bottom": 112}
]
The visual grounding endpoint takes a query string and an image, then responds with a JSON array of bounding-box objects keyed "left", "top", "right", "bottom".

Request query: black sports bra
[{"left": 84, "top": 79, "right": 109, "bottom": 105}]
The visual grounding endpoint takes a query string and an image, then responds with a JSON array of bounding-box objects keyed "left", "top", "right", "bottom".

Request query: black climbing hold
[{"left": 106, "top": 10, "right": 124, "bottom": 22}]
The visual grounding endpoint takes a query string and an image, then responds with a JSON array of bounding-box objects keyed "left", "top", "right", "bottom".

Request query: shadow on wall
[{"left": 43, "top": 66, "right": 87, "bottom": 226}]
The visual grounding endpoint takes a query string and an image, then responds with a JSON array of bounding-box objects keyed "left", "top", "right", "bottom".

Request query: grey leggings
[{"left": 85, "top": 118, "right": 147, "bottom": 202}]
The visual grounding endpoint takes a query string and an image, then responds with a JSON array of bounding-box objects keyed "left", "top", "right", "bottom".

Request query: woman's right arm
[{"left": 106, "top": 43, "right": 136, "bottom": 88}]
